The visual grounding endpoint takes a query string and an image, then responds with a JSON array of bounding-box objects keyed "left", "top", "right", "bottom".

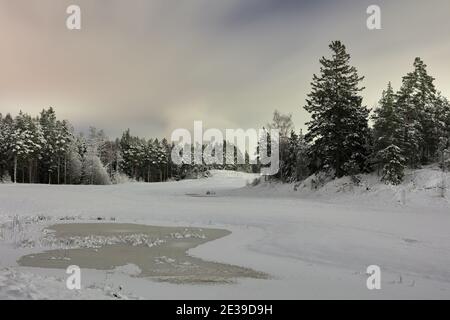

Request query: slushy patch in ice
[{"left": 17, "top": 223, "right": 268, "bottom": 284}]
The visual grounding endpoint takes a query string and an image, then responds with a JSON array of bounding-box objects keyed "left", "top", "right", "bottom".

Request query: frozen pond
[{"left": 17, "top": 223, "right": 268, "bottom": 284}]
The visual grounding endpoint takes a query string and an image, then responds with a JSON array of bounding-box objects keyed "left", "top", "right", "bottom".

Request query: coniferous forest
[{"left": 1, "top": 41, "right": 449, "bottom": 185}]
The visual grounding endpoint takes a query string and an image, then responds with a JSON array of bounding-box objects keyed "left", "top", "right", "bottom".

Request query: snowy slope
[
  {"left": 1, "top": 169, "right": 450, "bottom": 299},
  {"left": 237, "top": 166, "right": 450, "bottom": 209}
]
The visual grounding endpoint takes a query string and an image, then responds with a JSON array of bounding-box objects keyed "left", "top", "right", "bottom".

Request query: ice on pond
[{"left": 18, "top": 223, "right": 268, "bottom": 284}]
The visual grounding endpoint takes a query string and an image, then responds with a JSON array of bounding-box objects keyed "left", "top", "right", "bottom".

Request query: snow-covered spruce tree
[
  {"left": 161, "top": 138, "right": 172, "bottom": 180},
  {"left": 119, "top": 129, "right": 146, "bottom": 181},
  {"left": 0, "top": 114, "right": 5, "bottom": 180},
  {"left": 295, "top": 130, "right": 310, "bottom": 181},
  {"left": 154, "top": 139, "right": 168, "bottom": 181},
  {"left": 133, "top": 139, "right": 146, "bottom": 181},
  {"left": 0, "top": 113, "right": 14, "bottom": 182},
  {"left": 436, "top": 94, "right": 450, "bottom": 151},
  {"left": 144, "top": 138, "right": 166, "bottom": 182},
  {"left": 150, "top": 139, "right": 160, "bottom": 181},
  {"left": 119, "top": 129, "right": 134, "bottom": 178},
  {"left": 142, "top": 138, "right": 153, "bottom": 182},
  {"left": 39, "top": 108, "right": 59, "bottom": 184},
  {"left": 372, "top": 83, "right": 402, "bottom": 150},
  {"left": 396, "top": 58, "right": 437, "bottom": 167},
  {"left": 379, "top": 145, "right": 405, "bottom": 185},
  {"left": 12, "top": 112, "right": 46, "bottom": 183},
  {"left": 304, "top": 41, "right": 370, "bottom": 178},
  {"left": 415, "top": 59, "right": 440, "bottom": 164},
  {"left": 280, "top": 129, "right": 310, "bottom": 182},
  {"left": 372, "top": 82, "right": 405, "bottom": 181},
  {"left": 54, "top": 120, "right": 73, "bottom": 184},
  {"left": 37, "top": 108, "right": 74, "bottom": 184},
  {"left": 283, "top": 130, "right": 299, "bottom": 182}
]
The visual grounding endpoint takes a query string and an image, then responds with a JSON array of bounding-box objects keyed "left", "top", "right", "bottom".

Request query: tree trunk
[
  {"left": 13, "top": 156, "right": 17, "bottom": 183},
  {"left": 441, "top": 150, "right": 446, "bottom": 198},
  {"left": 29, "top": 159, "right": 33, "bottom": 183},
  {"left": 57, "top": 157, "right": 61, "bottom": 184},
  {"left": 35, "top": 160, "right": 39, "bottom": 184},
  {"left": 64, "top": 156, "right": 67, "bottom": 185}
]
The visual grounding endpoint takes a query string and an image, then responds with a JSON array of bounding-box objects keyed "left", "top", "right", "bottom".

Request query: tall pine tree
[
  {"left": 304, "top": 41, "right": 370, "bottom": 178},
  {"left": 372, "top": 82, "right": 402, "bottom": 151},
  {"left": 396, "top": 58, "right": 437, "bottom": 166},
  {"left": 372, "top": 82, "right": 405, "bottom": 183},
  {"left": 0, "top": 113, "right": 14, "bottom": 181}
]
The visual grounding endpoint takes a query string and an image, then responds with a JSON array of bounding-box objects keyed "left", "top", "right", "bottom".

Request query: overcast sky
[{"left": 1, "top": 0, "right": 449, "bottom": 139}]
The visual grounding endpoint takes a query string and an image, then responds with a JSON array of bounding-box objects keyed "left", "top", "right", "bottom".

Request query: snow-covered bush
[
  {"left": 0, "top": 173, "right": 11, "bottom": 183},
  {"left": 80, "top": 127, "right": 111, "bottom": 185},
  {"left": 309, "top": 171, "right": 334, "bottom": 190},
  {"left": 82, "top": 155, "right": 111, "bottom": 185},
  {"left": 112, "top": 172, "right": 134, "bottom": 184},
  {"left": 246, "top": 177, "right": 261, "bottom": 187}
]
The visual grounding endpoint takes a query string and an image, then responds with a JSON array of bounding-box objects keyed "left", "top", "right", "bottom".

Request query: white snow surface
[{"left": 0, "top": 168, "right": 450, "bottom": 300}]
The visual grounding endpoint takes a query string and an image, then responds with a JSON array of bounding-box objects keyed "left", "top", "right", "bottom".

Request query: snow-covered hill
[{"left": 239, "top": 166, "right": 450, "bottom": 210}]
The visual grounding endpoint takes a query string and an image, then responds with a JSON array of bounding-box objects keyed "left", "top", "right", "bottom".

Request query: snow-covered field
[{"left": 1, "top": 169, "right": 450, "bottom": 300}]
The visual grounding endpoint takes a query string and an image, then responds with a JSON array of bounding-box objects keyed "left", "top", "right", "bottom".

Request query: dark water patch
[{"left": 18, "top": 223, "right": 268, "bottom": 284}]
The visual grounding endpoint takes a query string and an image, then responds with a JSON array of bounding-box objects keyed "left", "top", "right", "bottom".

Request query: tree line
[{"left": 0, "top": 108, "right": 252, "bottom": 184}]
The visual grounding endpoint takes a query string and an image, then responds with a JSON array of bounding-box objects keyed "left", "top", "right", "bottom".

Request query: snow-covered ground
[{"left": 1, "top": 169, "right": 450, "bottom": 300}]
